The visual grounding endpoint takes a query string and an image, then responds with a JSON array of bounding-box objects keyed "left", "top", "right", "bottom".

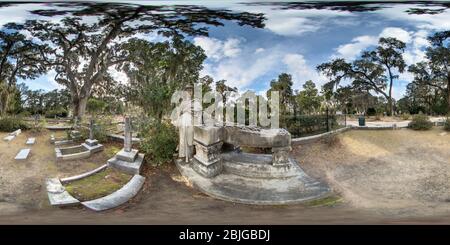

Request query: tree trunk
[
  {"left": 71, "top": 96, "right": 88, "bottom": 119},
  {"left": 447, "top": 78, "right": 450, "bottom": 114}
]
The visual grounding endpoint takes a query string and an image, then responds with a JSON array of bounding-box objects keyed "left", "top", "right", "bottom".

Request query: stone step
[
  {"left": 177, "top": 161, "right": 330, "bottom": 205},
  {"left": 107, "top": 153, "right": 145, "bottom": 175},
  {"left": 81, "top": 174, "right": 145, "bottom": 211},
  {"left": 222, "top": 152, "right": 300, "bottom": 179},
  {"left": 15, "top": 148, "right": 30, "bottom": 160}
]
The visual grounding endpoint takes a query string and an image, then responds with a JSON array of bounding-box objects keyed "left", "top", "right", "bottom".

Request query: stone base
[
  {"left": 108, "top": 153, "right": 145, "bottom": 175},
  {"left": 191, "top": 157, "right": 223, "bottom": 178},
  {"left": 82, "top": 143, "right": 104, "bottom": 153},
  {"left": 116, "top": 148, "right": 138, "bottom": 162},
  {"left": 85, "top": 139, "right": 98, "bottom": 146}
]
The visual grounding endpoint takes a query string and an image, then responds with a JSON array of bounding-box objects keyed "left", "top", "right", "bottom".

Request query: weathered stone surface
[
  {"left": 55, "top": 145, "right": 90, "bottom": 161},
  {"left": 46, "top": 178, "right": 80, "bottom": 206},
  {"left": 60, "top": 164, "right": 108, "bottom": 183},
  {"left": 26, "top": 137, "right": 36, "bottom": 145},
  {"left": 116, "top": 148, "right": 138, "bottom": 162},
  {"left": 222, "top": 126, "right": 291, "bottom": 148},
  {"left": 192, "top": 140, "right": 223, "bottom": 177},
  {"left": 45, "top": 125, "right": 73, "bottom": 130},
  {"left": 9, "top": 129, "right": 21, "bottom": 136},
  {"left": 54, "top": 139, "right": 74, "bottom": 146},
  {"left": 82, "top": 142, "right": 104, "bottom": 154},
  {"left": 85, "top": 139, "right": 98, "bottom": 146},
  {"left": 193, "top": 125, "right": 223, "bottom": 145},
  {"left": 82, "top": 174, "right": 145, "bottom": 211},
  {"left": 3, "top": 135, "right": 15, "bottom": 141},
  {"left": 108, "top": 153, "right": 145, "bottom": 175},
  {"left": 15, "top": 148, "right": 30, "bottom": 160},
  {"left": 123, "top": 117, "right": 132, "bottom": 152},
  {"left": 177, "top": 157, "right": 330, "bottom": 205},
  {"left": 272, "top": 146, "right": 292, "bottom": 166}
]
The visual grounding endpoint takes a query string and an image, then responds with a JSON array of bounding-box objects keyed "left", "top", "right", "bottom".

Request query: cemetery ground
[{"left": 0, "top": 126, "right": 450, "bottom": 224}]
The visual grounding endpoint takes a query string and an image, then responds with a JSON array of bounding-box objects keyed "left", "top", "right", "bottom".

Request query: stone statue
[{"left": 177, "top": 84, "right": 202, "bottom": 162}]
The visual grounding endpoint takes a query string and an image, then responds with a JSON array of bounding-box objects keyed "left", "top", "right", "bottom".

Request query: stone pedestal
[
  {"left": 116, "top": 148, "right": 139, "bottom": 162},
  {"left": 272, "top": 146, "right": 291, "bottom": 166},
  {"left": 192, "top": 140, "right": 223, "bottom": 178}
]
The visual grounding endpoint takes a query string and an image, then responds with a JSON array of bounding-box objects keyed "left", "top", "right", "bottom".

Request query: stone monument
[
  {"left": 81, "top": 118, "right": 104, "bottom": 153},
  {"left": 107, "top": 116, "right": 145, "bottom": 174}
]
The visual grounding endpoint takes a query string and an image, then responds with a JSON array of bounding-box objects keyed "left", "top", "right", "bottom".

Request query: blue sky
[{"left": 4, "top": 1, "right": 450, "bottom": 99}]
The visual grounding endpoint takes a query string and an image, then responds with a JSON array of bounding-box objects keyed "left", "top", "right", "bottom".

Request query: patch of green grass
[
  {"left": 64, "top": 168, "right": 132, "bottom": 201},
  {"left": 105, "top": 145, "right": 121, "bottom": 158},
  {"left": 305, "top": 195, "right": 342, "bottom": 207}
]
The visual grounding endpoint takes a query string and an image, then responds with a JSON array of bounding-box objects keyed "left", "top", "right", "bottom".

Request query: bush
[
  {"left": 45, "top": 107, "right": 68, "bottom": 118},
  {"left": 444, "top": 117, "right": 450, "bottom": 131},
  {"left": 0, "top": 117, "right": 29, "bottom": 132},
  {"left": 286, "top": 115, "right": 337, "bottom": 137},
  {"left": 139, "top": 121, "right": 177, "bottom": 165},
  {"left": 408, "top": 113, "right": 433, "bottom": 130},
  {"left": 400, "top": 113, "right": 410, "bottom": 120},
  {"left": 366, "top": 108, "right": 377, "bottom": 116}
]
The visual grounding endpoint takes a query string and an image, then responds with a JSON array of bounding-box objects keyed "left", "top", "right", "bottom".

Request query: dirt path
[{"left": 1, "top": 128, "right": 450, "bottom": 224}]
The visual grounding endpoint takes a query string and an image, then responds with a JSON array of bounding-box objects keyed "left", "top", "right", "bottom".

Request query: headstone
[
  {"left": 15, "top": 148, "right": 30, "bottom": 160},
  {"left": 26, "top": 138, "right": 36, "bottom": 145},
  {"left": 124, "top": 117, "right": 132, "bottom": 152},
  {"left": 89, "top": 118, "right": 95, "bottom": 140}
]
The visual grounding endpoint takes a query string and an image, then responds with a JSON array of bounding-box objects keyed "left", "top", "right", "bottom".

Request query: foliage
[
  {"left": 400, "top": 113, "right": 411, "bottom": 120},
  {"left": 408, "top": 113, "right": 433, "bottom": 130},
  {"left": 87, "top": 98, "right": 107, "bottom": 115},
  {"left": 0, "top": 116, "right": 29, "bottom": 132},
  {"left": 139, "top": 120, "right": 178, "bottom": 165},
  {"left": 317, "top": 37, "right": 406, "bottom": 116},
  {"left": 285, "top": 114, "right": 338, "bottom": 137},
  {"left": 444, "top": 117, "right": 450, "bottom": 131},
  {"left": 120, "top": 37, "right": 206, "bottom": 121},
  {"left": 295, "top": 80, "right": 322, "bottom": 114},
  {"left": 45, "top": 107, "right": 68, "bottom": 118}
]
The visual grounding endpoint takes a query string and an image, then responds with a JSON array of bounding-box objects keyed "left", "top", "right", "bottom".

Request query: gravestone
[
  {"left": 26, "top": 138, "right": 36, "bottom": 145},
  {"left": 82, "top": 118, "right": 103, "bottom": 153},
  {"left": 107, "top": 116, "right": 144, "bottom": 174},
  {"left": 15, "top": 148, "right": 30, "bottom": 160}
]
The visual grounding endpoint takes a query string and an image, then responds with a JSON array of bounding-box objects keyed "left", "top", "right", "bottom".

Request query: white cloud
[
  {"left": 193, "top": 37, "right": 242, "bottom": 60},
  {"left": 282, "top": 53, "right": 326, "bottom": 89},
  {"left": 379, "top": 27, "right": 411, "bottom": 43},
  {"left": 255, "top": 48, "right": 265, "bottom": 54},
  {"left": 334, "top": 35, "right": 378, "bottom": 60}
]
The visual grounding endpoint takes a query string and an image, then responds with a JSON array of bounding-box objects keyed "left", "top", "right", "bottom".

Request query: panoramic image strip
[{"left": 0, "top": 0, "right": 450, "bottom": 241}]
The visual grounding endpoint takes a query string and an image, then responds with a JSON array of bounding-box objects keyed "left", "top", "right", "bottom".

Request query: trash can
[{"left": 358, "top": 116, "right": 366, "bottom": 126}]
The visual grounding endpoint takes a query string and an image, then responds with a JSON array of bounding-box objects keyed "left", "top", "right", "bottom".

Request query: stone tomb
[
  {"left": 107, "top": 117, "right": 145, "bottom": 174},
  {"left": 26, "top": 137, "right": 36, "bottom": 145},
  {"left": 176, "top": 125, "right": 331, "bottom": 205}
]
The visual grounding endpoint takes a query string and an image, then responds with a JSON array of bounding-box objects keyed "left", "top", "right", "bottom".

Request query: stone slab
[
  {"left": 60, "top": 164, "right": 108, "bottom": 183},
  {"left": 46, "top": 178, "right": 80, "bottom": 206},
  {"left": 107, "top": 153, "right": 145, "bottom": 175},
  {"left": 176, "top": 157, "right": 331, "bottom": 205},
  {"left": 85, "top": 139, "right": 98, "bottom": 146},
  {"left": 3, "top": 135, "right": 15, "bottom": 142},
  {"left": 26, "top": 137, "right": 36, "bottom": 145},
  {"left": 81, "top": 143, "right": 104, "bottom": 154},
  {"left": 193, "top": 125, "right": 223, "bottom": 145},
  {"left": 116, "top": 148, "right": 138, "bottom": 162},
  {"left": 54, "top": 139, "right": 74, "bottom": 146},
  {"left": 45, "top": 125, "right": 73, "bottom": 130},
  {"left": 9, "top": 129, "right": 21, "bottom": 136},
  {"left": 15, "top": 148, "right": 30, "bottom": 160},
  {"left": 82, "top": 174, "right": 145, "bottom": 211}
]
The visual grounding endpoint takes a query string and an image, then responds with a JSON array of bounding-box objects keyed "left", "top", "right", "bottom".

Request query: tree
[
  {"left": 317, "top": 37, "right": 406, "bottom": 116},
  {"left": 25, "top": 3, "right": 265, "bottom": 119},
  {"left": 295, "top": 80, "right": 322, "bottom": 114},
  {"left": 0, "top": 23, "right": 48, "bottom": 115},
  {"left": 408, "top": 30, "right": 450, "bottom": 114},
  {"left": 267, "top": 73, "right": 294, "bottom": 116},
  {"left": 120, "top": 37, "right": 206, "bottom": 121}
]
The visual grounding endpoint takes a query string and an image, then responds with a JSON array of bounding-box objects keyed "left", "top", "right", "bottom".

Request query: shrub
[
  {"left": 139, "top": 121, "right": 177, "bottom": 165},
  {"left": 366, "top": 108, "right": 377, "bottom": 116},
  {"left": 400, "top": 113, "right": 410, "bottom": 120},
  {"left": 408, "top": 113, "right": 433, "bottom": 130},
  {"left": 286, "top": 115, "right": 337, "bottom": 137},
  {"left": 0, "top": 116, "right": 29, "bottom": 132},
  {"left": 444, "top": 117, "right": 450, "bottom": 131},
  {"left": 45, "top": 107, "right": 68, "bottom": 118}
]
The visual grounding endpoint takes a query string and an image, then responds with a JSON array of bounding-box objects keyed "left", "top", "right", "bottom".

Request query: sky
[{"left": 3, "top": 1, "right": 450, "bottom": 99}]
